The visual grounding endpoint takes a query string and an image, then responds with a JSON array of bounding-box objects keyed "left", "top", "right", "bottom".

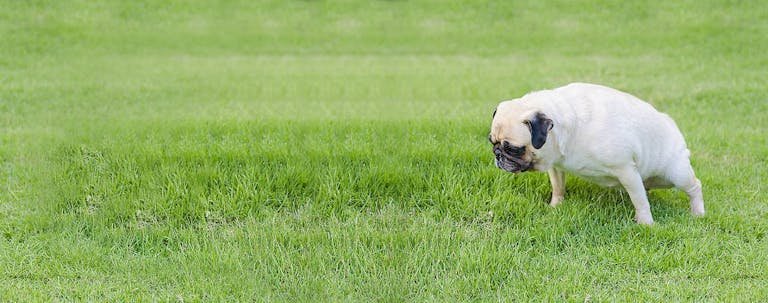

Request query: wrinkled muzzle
[{"left": 493, "top": 146, "right": 533, "bottom": 173}]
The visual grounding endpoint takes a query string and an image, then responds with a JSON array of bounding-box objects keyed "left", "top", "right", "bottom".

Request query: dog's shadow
[{"left": 556, "top": 176, "right": 690, "bottom": 224}]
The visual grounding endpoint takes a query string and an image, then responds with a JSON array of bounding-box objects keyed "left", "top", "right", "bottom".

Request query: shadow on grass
[{"left": 565, "top": 176, "right": 693, "bottom": 222}]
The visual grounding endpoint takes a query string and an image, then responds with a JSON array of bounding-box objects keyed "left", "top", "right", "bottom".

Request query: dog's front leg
[
  {"left": 615, "top": 165, "right": 654, "bottom": 225},
  {"left": 548, "top": 168, "right": 565, "bottom": 207}
]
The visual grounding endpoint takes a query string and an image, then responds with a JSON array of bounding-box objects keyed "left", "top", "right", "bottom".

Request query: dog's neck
[{"left": 523, "top": 93, "right": 574, "bottom": 170}]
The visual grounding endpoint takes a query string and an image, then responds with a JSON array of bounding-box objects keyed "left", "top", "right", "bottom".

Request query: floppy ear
[
  {"left": 526, "top": 112, "right": 553, "bottom": 149},
  {"left": 492, "top": 109, "right": 497, "bottom": 118}
]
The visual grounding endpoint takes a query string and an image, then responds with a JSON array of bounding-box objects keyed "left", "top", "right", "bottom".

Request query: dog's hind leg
[
  {"left": 615, "top": 165, "right": 654, "bottom": 225},
  {"left": 667, "top": 157, "right": 705, "bottom": 217}
]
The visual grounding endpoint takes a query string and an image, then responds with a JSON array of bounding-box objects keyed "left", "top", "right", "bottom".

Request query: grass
[{"left": 2, "top": 0, "right": 768, "bottom": 301}]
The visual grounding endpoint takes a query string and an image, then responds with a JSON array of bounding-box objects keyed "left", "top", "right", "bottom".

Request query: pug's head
[{"left": 488, "top": 101, "right": 553, "bottom": 173}]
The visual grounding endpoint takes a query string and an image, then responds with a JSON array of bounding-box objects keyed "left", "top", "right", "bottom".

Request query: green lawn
[{"left": 2, "top": 0, "right": 767, "bottom": 301}]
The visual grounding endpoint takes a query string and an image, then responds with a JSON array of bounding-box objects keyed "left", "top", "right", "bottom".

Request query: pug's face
[
  {"left": 489, "top": 102, "right": 552, "bottom": 173},
  {"left": 490, "top": 138, "right": 532, "bottom": 173}
]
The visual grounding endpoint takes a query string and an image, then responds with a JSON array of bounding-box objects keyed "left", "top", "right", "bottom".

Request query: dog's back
[{"left": 532, "top": 83, "right": 690, "bottom": 181}]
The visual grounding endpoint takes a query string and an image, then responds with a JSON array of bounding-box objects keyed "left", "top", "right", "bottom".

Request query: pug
[{"left": 489, "top": 83, "right": 705, "bottom": 225}]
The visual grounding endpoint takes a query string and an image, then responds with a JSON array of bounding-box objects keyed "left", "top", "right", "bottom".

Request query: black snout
[{"left": 492, "top": 141, "right": 533, "bottom": 173}]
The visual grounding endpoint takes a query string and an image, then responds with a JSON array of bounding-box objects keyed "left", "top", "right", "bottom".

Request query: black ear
[
  {"left": 526, "top": 112, "right": 553, "bottom": 149},
  {"left": 492, "top": 109, "right": 497, "bottom": 118}
]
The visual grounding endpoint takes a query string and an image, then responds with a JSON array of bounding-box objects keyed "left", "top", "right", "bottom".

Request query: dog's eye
[{"left": 503, "top": 142, "right": 525, "bottom": 155}]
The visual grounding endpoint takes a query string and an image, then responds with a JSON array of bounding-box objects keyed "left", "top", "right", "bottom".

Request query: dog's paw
[
  {"left": 637, "top": 219, "right": 654, "bottom": 226},
  {"left": 549, "top": 195, "right": 563, "bottom": 207},
  {"left": 690, "top": 199, "right": 705, "bottom": 217},
  {"left": 635, "top": 214, "right": 654, "bottom": 225}
]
